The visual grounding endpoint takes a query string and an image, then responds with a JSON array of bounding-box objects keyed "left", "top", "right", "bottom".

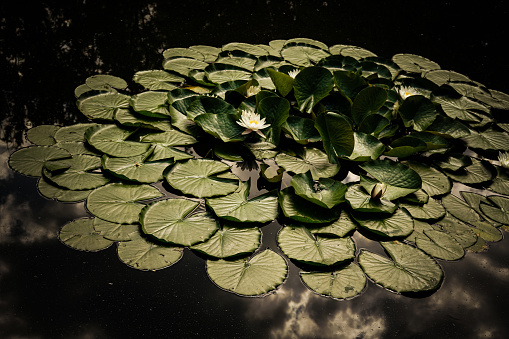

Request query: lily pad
[
  {"left": 300, "top": 262, "right": 366, "bottom": 300},
  {"left": 133, "top": 70, "right": 184, "bottom": 91},
  {"left": 165, "top": 159, "right": 239, "bottom": 198},
  {"left": 9, "top": 146, "right": 71, "bottom": 177},
  {"left": 102, "top": 151, "right": 173, "bottom": 184},
  {"left": 281, "top": 116, "right": 322, "bottom": 144},
  {"left": 480, "top": 195, "right": 509, "bottom": 224},
  {"left": 140, "top": 198, "right": 218, "bottom": 246},
  {"left": 398, "top": 95, "right": 437, "bottom": 131},
  {"left": 191, "top": 225, "right": 261, "bottom": 259},
  {"left": 345, "top": 184, "right": 397, "bottom": 214},
  {"left": 403, "top": 161, "right": 451, "bottom": 196},
  {"left": 353, "top": 208, "right": 414, "bottom": 238},
  {"left": 86, "top": 183, "right": 163, "bottom": 224},
  {"left": 415, "top": 230, "right": 464, "bottom": 261},
  {"left": 206, "top": 249, "right": 288, "bottom": 296},
  {"left": 400, "top": 199, "right": 445, "bottom": 220},
  {"left": 130, "top": 91, "right": 171, "bottom": 118},
  {"left": 93, "top": 218, "right": 139, "bottom": 242},
  {"left": 358, "top": 241, "right": 443, "bottom": 293},
  {"left": 37, "top": 177, "right": 92, "bottom": 202},
  {"left": 314, "top": 112, "right": 355, "bottom": 163},
  {"left": 277, "top": 225, "right": 356, "bottom": 266},
  {"left": 308, "top": 210, "right": 357, "bottom": 237},
  {"left": 117, "top": 232, "right": 184, "bottom": 271},
  {"left": 78, "top": 92, "right": 131, "bottom": 121},
  {"left": 59, "top": 218, "right": 114, "bottom": 251},
  {"left": 206, "top": 181, "right": 278, "bottom": 223},
  {"left": 26, "top": 125, "right": 60, "bottom": 145},
  {"left": 85, "top": 124, "right": 151, "bottom": 157},
  {"left": 279, "top": 187, "right": 342, "bottom": 223},
  {"left": 443, "top": 158, "right": 493, "bottom": 184},
  {"left": 291, "top": 171, "right": 347, "bottom": 209},
  {"left": 293, "top": 66, "right": 334, "bottom": 113},
  {"left": 435, "top": 214, "right": 478, "bottom": 249},
  {"left": 351, "top": 86, "right": 387, "bottom": 126},
  {"left": 275, "top": 147, "right": 339, "bottom": 180}
]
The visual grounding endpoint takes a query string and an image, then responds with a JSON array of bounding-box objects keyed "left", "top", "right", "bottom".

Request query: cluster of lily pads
[{"left": 9, "top": 38, "right": 509, "bottom": 300}]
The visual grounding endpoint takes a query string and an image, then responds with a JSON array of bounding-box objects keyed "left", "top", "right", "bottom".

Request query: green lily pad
[
  {"left": 191, "top": 225, "right": 261, "bottom": 259},
  {"left": 358, "top": 241, "right": 443, "bottom": 293},
  {"left": 442, "top": 193, "right": 483, "bottom": 224},
  {"left": 204, "top": 63, "right": 252, "bottom": 84},
  {"left": 281, "top": 116, "right": 322, "bottom": 144},
  {"left": 403, "top": 161, "right": 451, "bottom": 196},
  {"left": 308, "top": 210, "right": 357, "bottom": 237},
  {"left": 400, "top": 199, "right": 445, "bottom": 220},
  {"left": 54, "top": 123, "right": 98, "bottom": 143},
  {"left": 279, "top": 187, "right": 342, "bottom": 223},
  {"left": 37, "top": 177, "right": 92, "bottom": 202},
  {"left": 133, "top": 70, "right": 184, "bottom": 91},
  {"left": 266, "top": 68, "right": 295, "bottom": 97},
  {"left": 59, "top": 218, "right": 114, "bottom": 251},
  {"left": 425, "top": 115, "right": 471, "bottom": 138},
  {"left": 78, "top": 92, "right": 131, "bottom": 121},
  {"left": 392, "top": 53, "right": 440, "bottom": 73},
  {"left": 93, "top": 218, "right": 139, "bottom": 242},
  {"left": 26, "top": 125, "right": 60, "bottom": 146},
  {"left": 163, "top": 57, "right": 208, "bottom": 77},
  {"left": 348, "top": 132, "right": 385, "bottom": 162},
  {"left": 281, "top": 43, "right": 330, "bottom": 67},
  {"left": 415, "top": 230, "right": 464, "bottom": 261},
  {"left": 433, "top": 153, "right": 472, "bottom": 172},
  {"left": 206, "top": 180, "right": 278, "bottom": 222},
  {"left": 435, "top": 96, "right": 490, "bottom": 122},
  {"left": 130, "top": 91, "right": 171, "bottom": 118},
  {"left": 86, "top": 183, "right": 163, "bottom": 224},
  {"left": 345, "top": 184, "right": 397, "bottom": 214},
  {"left": 435, "top": 214, "right": 478, "bottom": 249},
  {"left": 359, "top": 159, "right": 422, "bottom": 200},
  {"left": 277, "top": 225, "right": 355, "bottom": 266},
  {"left": 461, "top": 129, "right": 509, "bottom": 151},
  {"left": 9, "top": 146, "right": 71, "bottom": 177},
  {"left": 300, "top": 262, "right": 366, "bottom": 300},
  {"left": 332, "top": 70, "right": 367, "bottom": 101},
  {"left": 85, "top": 124, "right": 150, "bottom": 157},
  {"left": 140, "top": 198, "right": 218, "bottom": 246},
  {"left": 102, "top": 151, "right": 173, "bottom": 184},
  {"left": 314, "top": 112, "right": 355, "bottom": 163},
  {"left": 186, "top": 95, "right": 238, "bottom": 120},
  {"left": 353, "top": 208, "right": 414, "bottom": 238},
  {"left": 194, "top": 113, "right": 247, "bottom": 142},
  {"left": 398, "top": 95, "right": 437, "bottom": 131},
  {"left": 351, "top": 86, "right": 387, "bottom": 126},
  {"left": 114, "top": 109, "right": 173, "bottom": 131},
  {"left": 85, "top": 74, "right": 127, "bottom": 90},
  {"left": 488, "top": 166, "right": 509, "bottom": 195},
  {"left": 117, "top": 232, "right": 184, "bottom": 271},
  {"left": 257, "top": 96, "right": 290, "bottom": 146},
  {"left": 480, "top": 195, "right": 509, "bottom": 224},
  {"left": 275, "top": 147, "right": 339, "bottom": 180},
  {"left": 293, "top": 66, "right": 334, "bottom": 113},
  {"left": 43, "top": 154, "right": 111, "bottom": 190},
  {"left": 384, "top": 136, "right": 427, "bottom": 158},
  {"left": 291, "top": 171, "right": 347, "bottom": 209},
  {"left": 206, "top": 249, "right": 288, "bottom": 296},
  {"left": 165, "top": 159, "right": 239, "bottom": 198},
  {"left": 443, "top": 158, "right": 493, "bottom": 184}
]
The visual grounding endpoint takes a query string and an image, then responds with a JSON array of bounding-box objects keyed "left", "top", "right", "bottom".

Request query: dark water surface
[{"left": 1, "top": 1, "right": 509, "bottom": 338}]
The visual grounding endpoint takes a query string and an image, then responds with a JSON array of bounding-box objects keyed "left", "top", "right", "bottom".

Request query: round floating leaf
[
  {"left": 140, "top": 198, "right": 218, "bottom": 246},
  {"left": 277, "top": 225, "right": 355, "bottom": 266},
  {"left": 43, "top": 155, "right": 111, "bottom": 190},
  {"left": 163, "top": 57, "right": 208, "bottom": 77},
  {"left": 266, "top": 68, "right": 295, "bottom": 97},
  {"left": 26, "top": 125, "right": 59, "bottom": 145},
  {"left": 442, "top": 193, "right": 482, "bottom": 224},
  {"left": 204, "top": 63, "right": 252, "bottom": 84},
  {"left": 257, "top": 96, "right": 290, "bottom": 146},
  {"left": 78, "top": 92, "right": 131, "bottom": 120},
  {"left": 468, "top": 220, "right": 503, "bottom": 243},
  {"left": 332, "top": 70, "right": 367, "bottom": 101},
  {"left": 403, "top": 161, "right": 451, "bottom": 196},
  {"left": 275, "top": 148, "right": 339, "bottom": 180},
  {"left": 384, "top": 136, "right": 427, "bottom": 158},
  {"left": 435, "top": 215, "right": 478, "bottom": 249},
  {"left": 351, "top": 86, "right": 387, "bottom": 126},
  {"left": 461, "top": 129, "right": 509, "bottom": 151},
  {"left": 358, "top": 241, "right": 443, "bottom": 293},
  {"left": 488, "top": 166, "right": 509, "bottom": 195},
  {"left": 86, "top": 183, "right": 163, "bottom": 224},
  {"left": 400, "top": 199, "right": 445, "bottom": 220},
  {"left": 435, "top": 96, "right": 489, "bottom": 122},
  {"left": 115, "top": 109, "right": 173, "bottom": 131},
  {"left": 434, "top": 153, "right": 472, "bottom": 172},
  {"left": 133, "top": 70, "right": 183, "bottom": 91},
  {"left": 37, "top": 177, "right": 92, "bottom": 202},
  {"left": 215, "top": 50, "right": 258, "bottom": 71},
  {"left": 348, "top": 132, "right": 385, "bottom": 162},
  {"left": 353, "top": 208, "right": 414, "bottom": 238},
  {"left": 191, "top": 225, "right": 261, "bottom": 259},
  {"left": 360, "top": 159, "right": 422, "bottom": 200},
  {"left": 59, "top": 218, "right": 113, "bottom": 251},
  {"left": 415, "top": 230, "right": 464, "bottom": 261},
  {"left": 293, "top": 66, "right": 334, "bottom": 113},
  {"left": 425, "top": 115, "right": 470, "bottom": 138},
  {"left": 206, "top": 249, "right": 288, "bottom": 296},
  {"left": 300, "top": 263, "right": 366, "bottom": 300},
  {"left": 345, "top": 184, "right": 397, "bottom": 214},
  {"left": 444, "top": 158, "right": 493, "bottom": 184},
  {"left": 206, "top": 181, "right": 278, "bottom": 223},
  {"left": 392, "top": 53, "right": 440, "bottom": 73},
  {"left": 398, "top": 95, "right": 437, "bottom": 131},
  {"left": 9, "top": 146, "right": 71, "bottom": 177},
  {"left": 291, "top": 171, "right": 347, "bottom": 209},
  {"left": 480, "top": 196, "right": 509, "bottom": 224},
  {"left": 186, "top": 95, "right": 238, "bottom": 120},
  {"left": 194, "top": 113, "right": 247, "bottom": 142},
  {"left": 85, "top": 124, "right": 151, "bottom": 157},
  {"left": 93, "top": 218, "right": 139, "bottom": 242},
  {"left": 165, "top": 159, "right": 239, "bottom": 198},
  {"left": 314, "top": 112, "right": 355, "bottom": 163},
  {"left": 222, "top": 42, "right": 269, "bottom": 56},
  {"left": 281, "top": 43, "right": 330, "bottom": 67},
  {"left": 102, "top": 152, "right": 173, "bottom": 184},
  {"left": 86, "top": 74, "right": 127, "bottom": 90},
  {"left": 54, "top": 123, "right": 98, "bottom": 143},
  {"left": 140, "top": 129, "right": 198, "bottom": 147},
  {"left": 308, "top": 210, "right": 357, "bottom": 237},
  {"left": 279, "top": 187, "right": 342, "bottom": 223},
  {"left": 281, "top": 116, "right": 321, "bottom": 144},
  {"left": 130, "top": 91, "right": 170, "bottom": 118},
  {"left": 117, "top": 232, "right": 183, "bottom": 271}
]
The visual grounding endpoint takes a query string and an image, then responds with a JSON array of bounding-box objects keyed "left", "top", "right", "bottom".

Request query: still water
[{"left": 1, "top": 1, "right": 509, "bottom": 338}]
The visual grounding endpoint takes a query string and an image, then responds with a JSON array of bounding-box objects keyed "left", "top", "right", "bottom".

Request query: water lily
[
  {"left": 237, "top": 110, "right": 271, "bottom": 137},
  {"left": 371, "top": 182, "right": 387, "bottom": 200},
  {"left": 246, "top": 85, "right": 261, "bottom": 97},
  {"left": 499, "top": 151, "right": 509, "bottom": 169},
  {"left": 288, "top": 69, "right": 300, "bottom": 78},
  {"left": 398, "top": 86, "right": 420, "bottom": 100}
]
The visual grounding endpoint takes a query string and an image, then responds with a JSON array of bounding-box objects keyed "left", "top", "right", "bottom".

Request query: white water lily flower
[
  {"left": 499, "top": 151, "right": 509, "bottom": 169},
  {"left": 398, "top": 86, "right": 420, "bottom": 100},
  {"left": 371, "top": 182, "right": 387, "bottom": 200},
  {"left": 246, "top": 85, "right": 261, "bottom": 97},
  {"left": 288, "top": 69, "right": 300, "bottom": 78},
  {"left": 236, "top": 110, "right": 271, "bottom": 137}
]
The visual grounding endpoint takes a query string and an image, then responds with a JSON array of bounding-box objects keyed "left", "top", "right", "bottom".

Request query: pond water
[{"left": 2, "top": 1, "right": 509, "bottom": 338}]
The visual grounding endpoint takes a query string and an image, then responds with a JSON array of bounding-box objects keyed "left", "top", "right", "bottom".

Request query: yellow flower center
[{"left": 249, "top": 120, "right": 259, "bottom": 125}]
